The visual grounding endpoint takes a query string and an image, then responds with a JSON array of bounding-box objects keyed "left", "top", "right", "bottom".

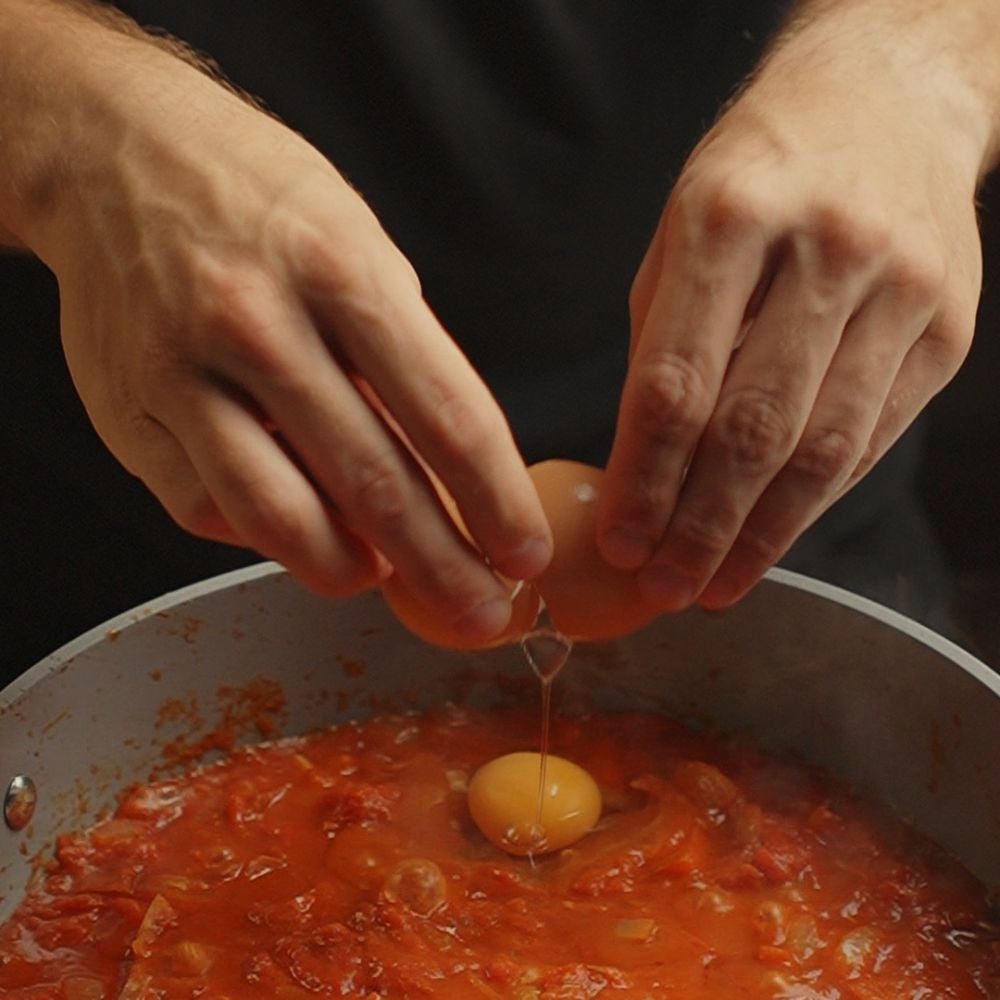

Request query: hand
[
  {"left": 598, "top": 6, "right": 991, "bottom": 611},
  {"left": 23, "top": 18, "right": 552, "bottom": 642}
]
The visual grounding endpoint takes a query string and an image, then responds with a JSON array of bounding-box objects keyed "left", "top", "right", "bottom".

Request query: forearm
[
  {"left": 0, "top": 0, "right": 248, "bottom": 256},
  {"left": 769, "top": 0, "right": 1000, "bottom": 179}
]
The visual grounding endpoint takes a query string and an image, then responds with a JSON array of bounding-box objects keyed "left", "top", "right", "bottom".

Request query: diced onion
[
  {"left": 170, "top": 940, "right": 215, "bottom": 977},
  {"left": 382, "top": 858, "right": 447, "bottom": 916},
  {"left": 131, "top": 894, "right": 177, "bottom": 959},
  {"left": 673, "top": 761, "right": 740, "bottom": 812},
  {"left": 62, "top": 976, "right": 104, "bottom": 1000},
  {"left": 614, "top": 917, "right": 656, "bottom": 941},
  {"left": 446, "top": 769, "right": 469, "bottom": 793},
  {"left": 837, "top": 926, "right": 879, "bottom": 970}
]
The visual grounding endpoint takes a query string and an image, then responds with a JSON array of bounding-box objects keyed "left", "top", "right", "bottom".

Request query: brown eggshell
[
  {"left": 528, "top": 460, "right": 658, "bottom": 641},
  {"left": 380, "top": 477, "right": 541, "bottom": 650}
]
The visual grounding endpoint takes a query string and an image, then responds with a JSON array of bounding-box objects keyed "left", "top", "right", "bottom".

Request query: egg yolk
[
  {"left": 382, "top": 459, "right": 659, "bottom": 649},
  {"left": 467, "top": 751, "right": 602, "bottom": 856}
]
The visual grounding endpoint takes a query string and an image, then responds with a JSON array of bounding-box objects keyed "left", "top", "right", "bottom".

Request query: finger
[
  {"left": 115, "top": 411, "right": 242, "bottom": 546},
  {"left": 160, "top": 381, "right": 390, "bottom": 600},
  {"left": 196, "top": 289, "right": 519, "bottom": 642},
  {"left": 838, "top": 309, "right": 971, "bottom": 497},
  {"left": 296, "top": 236, "right": 552, "bottom": 582},
  {"left": 630, "top": 225, "right": 769, "bottom": 360},
  {"left": 697, "top": 281, "right": 934, "bottom": 609},
  {"left": 637, "top": 237, "right": 870, "bottom": 610},
  {"left": 628, "top": 228, "right": 666, "bottom": 357},
  {"left": 597, "top": 201, "right": 770, "bottom": 571}
]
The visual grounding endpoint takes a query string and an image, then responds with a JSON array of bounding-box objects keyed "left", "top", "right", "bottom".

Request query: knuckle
[
  {"left": 916, "top": 315, "right": 971, "bottom": 381},
  {"left": 696, "top": 174, "right": 770, "bottom": 245},
  {"left": 812, "top": 204, "right": 890, "bottom": 270},
  {"left": 290, "top": 213, "right": 407, "bottom": 321},
  {"left": 195, "top": 265, "right": 291, "bottom": 380},
  {"left": 433, "top": 557, "right": 487, "bottom": 609},
  {"left": 786, "top": 427, "right": 859, "bottom": 489},
  {"left": 849, "top": 441, "right": 879, "bottom": 485},
  {"left": 295, "top": 222, "right": 373, "bottom": 295},
  {"left": 427, "top": 387, "right": 502, "bottom": 466},
  {"left": 239, "top": 486, "right": 312, "bottom": 556},
  {"left": 628, "top": 353, "right": 711, "bottom": 446},
  {"left": 349, "top": 458, "right": 409, "bottom": 530},
  {"left": 709, "top": 389, "right": 797, "bottom": 473},
  {"left": 735, "top": 525, "right": 786, "bottom": 566},
  {"left": 620, "top": 477, "right": 674, "bottom": 532},
  {"left": 401, "top": 550, "right": 493, "bottom": 622},
  {"left": 884, "top": 247, "right": 947, "bottom": 309},
  {"left": 671, "top": 503, "right": 739, "bottom": 569},
  {"left": 170, "top": 487, "right": 228, "bottom": 541},
  {"left": 301, "top": 547, "right": 381, "bottom": 600},
  {"left": 311, "top": 255, "right": 395, "bottom": 349}
]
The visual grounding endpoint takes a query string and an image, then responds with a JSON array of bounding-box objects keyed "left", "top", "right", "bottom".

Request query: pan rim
[{"left": 3, "top": 562, "right": 997, "bottom": 712}]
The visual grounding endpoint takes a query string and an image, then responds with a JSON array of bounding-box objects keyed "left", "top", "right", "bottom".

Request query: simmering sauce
[{"left": 1, "top": 707, "right": 997, "bottom": 998}]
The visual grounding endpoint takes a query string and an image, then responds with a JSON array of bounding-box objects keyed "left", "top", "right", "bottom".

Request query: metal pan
[{"left": 2, "top": 564, "right": 998, "bottom": 920}]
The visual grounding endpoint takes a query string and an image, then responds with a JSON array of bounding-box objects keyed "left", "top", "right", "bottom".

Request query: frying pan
[{"left": 1, "top": 564, "right": 998, "bottom": 922}]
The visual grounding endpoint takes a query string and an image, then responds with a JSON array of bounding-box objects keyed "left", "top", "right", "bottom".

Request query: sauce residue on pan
[{"left": 0, "top": 707, "right": 997, "bottom": 998}]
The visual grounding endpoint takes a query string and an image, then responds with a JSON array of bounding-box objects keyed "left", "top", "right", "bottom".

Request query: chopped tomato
[{"left": 0, "top": 708, "right": 995, "bottom": 998}]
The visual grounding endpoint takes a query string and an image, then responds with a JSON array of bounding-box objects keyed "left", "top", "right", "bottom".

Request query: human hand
[
  {"left": 597, "top": 3, "right": 995, "bottom": 611},
  {"left": 16, "top": 12, "right": 551, "bottom": 642}
]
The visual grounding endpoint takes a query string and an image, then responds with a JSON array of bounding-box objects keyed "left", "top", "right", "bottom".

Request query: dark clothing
[
  {"left": 0, "top": 1, "right": 950, "bottom": 682},
  {"left": 118, "top": 0, "right": 789, "bottom": 464}
]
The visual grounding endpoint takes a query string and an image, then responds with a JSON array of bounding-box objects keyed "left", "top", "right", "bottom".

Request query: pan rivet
[{"left": 4, "top": 775, "right": 37, "bottom": 831}]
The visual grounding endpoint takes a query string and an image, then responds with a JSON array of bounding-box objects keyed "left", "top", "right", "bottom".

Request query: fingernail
[
  {"left": 638, "top": 565, "right": 696, "bottom": 611},
  {"left": 501, "top": 536, "right": 553, "bottom": 580},
  {"left": 601, "top": 525, "right": 655, "bottom": 570},
  {"left": 454, "top": 595, "right": 513, "bottom": 641}
]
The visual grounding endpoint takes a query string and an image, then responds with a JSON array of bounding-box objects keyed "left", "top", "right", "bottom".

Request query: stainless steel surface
[
  {"left": 2, "top": 564, "right": 998, "bottom": 922},
  {"left": 3, "top": 776, "right": 36, "bottom": 832}
]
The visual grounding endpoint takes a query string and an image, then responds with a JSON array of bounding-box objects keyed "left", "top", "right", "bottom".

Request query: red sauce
[{"left": 1, "top": 707, "right": 997, "bottom": 998}]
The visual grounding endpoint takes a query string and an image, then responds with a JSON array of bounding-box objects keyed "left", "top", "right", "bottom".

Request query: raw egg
[
  {"left": 467, "top": 751, "right": 602, "bottom": 856},
  {"left": 383, "top": 459, "right": 658, "bottom": 648},
  {"left": 381, "top": 478, "right": 542, "bottom": 650},
  {"left": 527, "top": 460, "right": 658, "bottom": 641}
]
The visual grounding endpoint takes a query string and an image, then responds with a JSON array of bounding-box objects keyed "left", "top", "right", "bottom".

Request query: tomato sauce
[{"left": 1, "top": 706, "right": 997, "bottom": 998}]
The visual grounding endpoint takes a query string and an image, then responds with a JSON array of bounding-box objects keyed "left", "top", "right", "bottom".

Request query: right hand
[
  {"left": 596, "top": 3, "right": 990, "bottom": 613},
  {"left": 31, "top": 35, "right": 552, "bottom": 643}
]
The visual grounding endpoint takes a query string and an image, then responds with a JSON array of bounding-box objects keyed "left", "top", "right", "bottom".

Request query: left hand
[{"left": 597, "top": 10, "right": 989, "bottom": 611}]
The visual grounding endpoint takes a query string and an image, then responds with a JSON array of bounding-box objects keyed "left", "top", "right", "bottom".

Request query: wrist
[
  {"left": 0, "top": 0, "right": 253, "bottom": 260},
  {"left": 763, "top": 1, "right": 1000, "bottom": 183}
]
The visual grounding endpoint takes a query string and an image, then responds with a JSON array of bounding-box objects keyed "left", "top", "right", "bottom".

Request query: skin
[
  {"left": 597, "top": 0, "right": 1000, "bottom": 611},
  {"left": 0, "top": 0, "right": 553, "bottom": 643},
  {"left": 1, "top": 0, "right": 998, "bottom": 636}
]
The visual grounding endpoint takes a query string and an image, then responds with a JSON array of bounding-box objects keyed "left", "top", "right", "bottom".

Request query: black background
[{"left": 1, "top": 2, "right": 997, "bottom": 681}]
